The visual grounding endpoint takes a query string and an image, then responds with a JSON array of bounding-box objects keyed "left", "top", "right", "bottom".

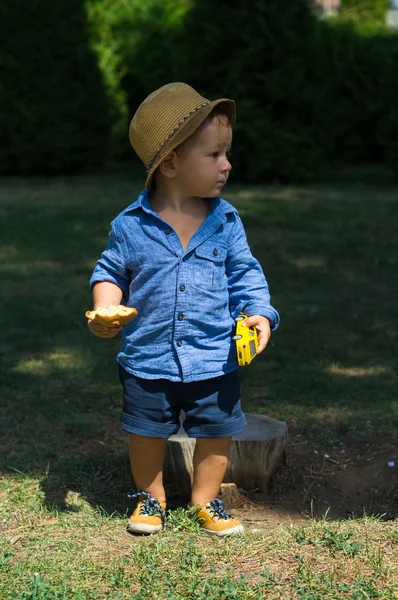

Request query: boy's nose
[{"left": 222, "top": 159, "right": 232, "bottom": 172}]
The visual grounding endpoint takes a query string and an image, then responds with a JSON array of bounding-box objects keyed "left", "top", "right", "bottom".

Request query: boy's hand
[
  {"left": 87, "top": 319, "right": 122, "bottom": 338},
  {"left": 242, "top": 315, "right": 271, "bottom": 355}
]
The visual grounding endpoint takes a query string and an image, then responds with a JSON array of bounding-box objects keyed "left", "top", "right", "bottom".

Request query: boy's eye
[{"left": 210, "top": 151, "right": 232, "bottom": 159}]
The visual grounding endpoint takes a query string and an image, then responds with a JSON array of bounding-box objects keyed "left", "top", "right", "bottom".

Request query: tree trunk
[{"left": 164, "top": 413, "right": 288, "bottom": 496}]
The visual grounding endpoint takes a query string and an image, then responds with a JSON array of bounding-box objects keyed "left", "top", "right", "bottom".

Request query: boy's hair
[{"left": 174, "top": 105, "right": 231, "bottom": 157}]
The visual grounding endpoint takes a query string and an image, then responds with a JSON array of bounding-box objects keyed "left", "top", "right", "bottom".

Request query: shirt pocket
[{"left": 193, "top": 242, "right": 228, "bottom": 289}]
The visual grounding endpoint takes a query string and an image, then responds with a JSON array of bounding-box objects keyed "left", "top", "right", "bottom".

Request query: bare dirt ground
[{"left": 229, "top": 431, "right": 398, "bottom": 528}]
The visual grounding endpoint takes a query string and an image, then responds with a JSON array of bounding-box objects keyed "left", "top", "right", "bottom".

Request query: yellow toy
[{"left": 233, "top": 314, "right": 258, "bottom": 366}]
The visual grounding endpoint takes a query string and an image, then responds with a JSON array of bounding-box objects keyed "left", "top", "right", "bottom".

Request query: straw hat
[{"left": 129, "top": 82, "right": 236, "bottom": 190}]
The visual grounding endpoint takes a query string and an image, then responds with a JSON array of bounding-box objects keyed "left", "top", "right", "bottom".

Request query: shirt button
[
  {"left": 176, "top": 339, "right": 183, "bottom": 347},
  {"left": 165, "top": 227, "right": 172, "bottom": 235},
  {"left": 213, "top": 248, "right": 219, "bottom": 256},
  {"left": 179, "top": 284, "right": 185, "bottom": 292},
  {"left": 178, "top": 313, "right": 184, "bottom": 321}
]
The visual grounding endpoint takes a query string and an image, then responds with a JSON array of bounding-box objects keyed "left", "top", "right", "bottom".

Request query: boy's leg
[
  {"left": 191, "top": 436, "right": 232, "bottom": 505},
  {"left": 189, "top": 436, "right": 243, "bottom": 536},
  {"left": 128, "top": 433, "right": 167, "bottom": 501}
]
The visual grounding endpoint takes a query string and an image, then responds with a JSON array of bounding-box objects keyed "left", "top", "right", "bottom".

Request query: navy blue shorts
[{"left": 118, "top": 366, "right": 246, "bottom": 439}]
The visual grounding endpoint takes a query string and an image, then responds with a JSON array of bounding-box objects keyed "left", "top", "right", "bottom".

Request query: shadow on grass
[{"left": 0, "top": 174, "right": 397, "bottom": 517}]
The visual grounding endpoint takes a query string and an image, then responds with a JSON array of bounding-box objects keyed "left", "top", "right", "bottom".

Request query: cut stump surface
[{"left": 164, "top": 413, "right": 288, "bottom": 496}]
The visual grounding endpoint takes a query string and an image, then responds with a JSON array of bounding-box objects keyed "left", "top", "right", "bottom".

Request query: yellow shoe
[
  {"left": 189, "top": 499, "right": 244, "bottom": 537},
  {"left": 127, "top": 491, "right": 166, "bottom": 535}
]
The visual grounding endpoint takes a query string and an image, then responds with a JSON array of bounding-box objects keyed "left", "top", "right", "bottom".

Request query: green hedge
[
  {"left": 168, "top": 1, "right": 327, "bottom": 181},
  {"left": 2, "top": 0, "right": 398, "bottom": 179},
  {"left": 86, "top": 0, "right": 190, "bottom": 160},
  {"left": 340, "top": 0, "right": 391, "bottom": 22},
  {"left": 89, "top": 0, "right": 334, "bottom": 181},
  {"left": 87, "top": 0, "right": 398, "bottom": 181},
  {"left": 0, "top": 1, "right": 110, "bottom": 175}
]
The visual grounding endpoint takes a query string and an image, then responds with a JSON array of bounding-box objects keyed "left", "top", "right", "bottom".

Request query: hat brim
[{"left": 145, "top": 98, "right": 236, "bottom": 190}]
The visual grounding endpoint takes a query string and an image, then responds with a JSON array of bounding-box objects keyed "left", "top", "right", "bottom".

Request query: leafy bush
[
  {"left": 340, "top": 0, "right": 391, "bottom": 22},
  {"left": 86, "top": 0, "right": 190, "bottom": 161},
  {"left": 317, "top": 21, "right": 393, "bottom": 164},
  {"left": 174, "top": 0, "right": 331, "bottom": 181},
  {"left": 89, "top": 0, "right": 334, "bottom": 181},
  {"left": 3, "top": 0, "right": 398, "bottom": 180},
  {"left": 89, "top": 0, "right": 398, "bottom": 181},
  {"left": 0, "top": 1, "right": 110, "bottom": 175}
]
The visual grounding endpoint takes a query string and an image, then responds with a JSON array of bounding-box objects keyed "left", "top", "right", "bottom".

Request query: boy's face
[{"left": 173, "top": 117, "right": 232, "bottom": 198}]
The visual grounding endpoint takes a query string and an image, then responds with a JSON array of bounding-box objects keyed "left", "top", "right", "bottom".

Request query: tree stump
[{"left": 164, "top": 413, "right": 288, "bottom": 497}]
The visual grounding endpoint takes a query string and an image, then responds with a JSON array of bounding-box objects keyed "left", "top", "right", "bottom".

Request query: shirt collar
[{"left": 124, "top": 190, "right": 237, "bottom": 220}]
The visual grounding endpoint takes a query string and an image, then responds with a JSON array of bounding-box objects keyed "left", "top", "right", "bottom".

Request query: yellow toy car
[{"left": 233, "top": 314, "right": 258, "bottom": 366}]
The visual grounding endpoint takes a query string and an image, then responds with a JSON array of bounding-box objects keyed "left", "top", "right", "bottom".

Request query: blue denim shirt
[{"left": 90, "top": 190, "right": 280, "bottom": 382}]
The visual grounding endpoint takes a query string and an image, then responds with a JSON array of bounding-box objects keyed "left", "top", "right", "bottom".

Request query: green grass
[
  {"left": 1, "top": 486, "right": 397, "bottom": 599},
  {"left": 1, "top": 170, "right": 397, "bottom": 597}
]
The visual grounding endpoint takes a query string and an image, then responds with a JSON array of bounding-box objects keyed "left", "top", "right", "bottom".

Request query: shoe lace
[
  {"left": 127, "top": 490, "right": 167, "bottom": 525},
  {"left": 207, "top": 498, "right": 234, "bottom": 521}
]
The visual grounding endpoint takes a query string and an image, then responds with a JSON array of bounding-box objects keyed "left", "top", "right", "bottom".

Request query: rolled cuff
[
  {"left": 184, "top": 414, "right": 247, "bottom": 438},
  {"left": 121, "top": 412, "right": 179, "bottom": 438},
  {"left": 90, "top": 270, "right": 130, "bottom": 297},
  {"left": 241, "top": 303, "right": 280, "bottom": 331}
]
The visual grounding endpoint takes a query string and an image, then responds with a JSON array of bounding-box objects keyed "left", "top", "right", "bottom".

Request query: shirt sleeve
[
  {"left": 89, "top": 219, "right": 131, "bottom": 297},
  {"left": 226, "top": 215, "right": 280, "bottom": 331}
]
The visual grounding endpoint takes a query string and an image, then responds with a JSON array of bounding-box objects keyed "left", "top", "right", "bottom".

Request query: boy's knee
[
  {"left": 195, "top": 437, "right": 231, "bottom": 460},
  {"left": 215, "top": 456, "right": 229, "bottom": 469}
]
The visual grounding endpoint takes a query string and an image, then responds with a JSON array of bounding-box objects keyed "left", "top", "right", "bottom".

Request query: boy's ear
[{"left": 159, "top": 151, "right": 177, "bottom": 179}]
